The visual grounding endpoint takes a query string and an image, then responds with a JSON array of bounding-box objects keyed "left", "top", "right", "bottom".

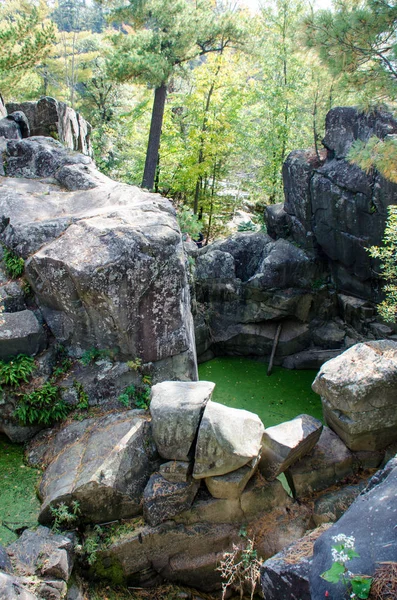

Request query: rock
[
  {"left": 205, "top": 456, "right": 259, "bottom": 499},
  {"left": 312, "top": 482, "right": 366, "bottom": 526},
  {"left": 282, "top": 349, "right": 342, "bottom": 369},
  {"left": 0, "top": 95, "right": 6, "bottom": 118},
  {"left": 36, "top": 580, "right": 67, "bottom": 600},
  {"left": 260, "top": 414, "right": 323, "bottom": 480},
  {"left": 0, "top": 545, "right": 12, "bottom": 573},
  {"left": 0, "top": 310, "right": 45, "bottom": 358},
  {"left": 195, "top": 249, "right": 235, "bottom": 280},
  {"left": 150, "top": 381, "right": 214, "bottom": 461},
  {"left": 38, "top": 411, "right": 158, "bottom": 524},
  {"left": 193, "top": 402, "right": 264, "bottom": 478},
  {"left": 309, "top": 458, "right": 397, "bottom": 600},
  {"left": 312, "top": 340, "right": 397, "bottom": 450},
  {"left": 143, "top": 474, "right": 200, "bottom": 526},
  {"left": 0, "top": 422, "right": 43, "bottom": 443},
  {"left": 260, "top": 533, "right": 314, "bottom": 600},
  {"left": 6, "top": 97, "right": 92, "bottom": 155},
  {"left": 159, "top": 461, "right": 193, "bottom": 483},
  {"left": 7, "top": 526, "right": 74, "bottom": 580},
  {"left": 311, "top": 320, "right": 345, "bottom": 349},
  {"left": 286, "top": 427, "right": 356, "bottom": 498},
  {"left": 0, "top": 281, "right": 26, "bottom": 313},
  {"left": 0, "top": 572, "right": 38, "bottom": 600}
]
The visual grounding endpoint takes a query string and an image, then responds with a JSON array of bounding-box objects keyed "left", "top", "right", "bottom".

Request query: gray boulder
[
  {"left": 260, "top": 414, "right": 323, "bottom": 480},
  {"left": 159, "top": 461, "right": 192, "bottom": 483},
  {"left": 6, "top": 97, "right": 92, "bottom": 155},
  {"left": 193, "top": 401, "right": 264, "bottom": 478},
  {"left": 313, "top": 482, "right": 366, "bottom": 526},
  {"left": 312, "top": 340, "right": 397, "bottom": 450},
  {"left": 0, "top": 112, "right": 30, "bottom": 140},
  {"left": 309, "top": 458, "right": 397, "bottom": 599},
  {"left": 150, "top": 381, "right": 214, "bottom": 461},
  {"left": 6, "top": 526, "right": 74, "bottom": 581},
  {"left": 38, "top": 411, "right": 158, "bottom": 524},
  {"left": 143, "top": 474, "right": 200, "bottom": 526},
  {"left": 286, "top": 427, "right": 356, "bottom": 498},
  {"left": 0, "top": 310, "right": 45, "bottom": 358},
  {"left": 0, "top": 572, "right": 38, "bottom": 600},
  {"left": 205, "top": 457, "right": 259, "bottom": 499}
]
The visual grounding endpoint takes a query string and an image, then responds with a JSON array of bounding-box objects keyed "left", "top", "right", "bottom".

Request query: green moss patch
[
  {"left": 198, "top": 357, "right": 322, "bottom": 427},
  {"left": 0, "top": 435, "right": 41, "bottom": 546}
]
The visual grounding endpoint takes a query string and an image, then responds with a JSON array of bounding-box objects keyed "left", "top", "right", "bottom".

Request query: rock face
[
  {"left": 38, "top": 411, "right": 158, "bottom": 524},
  {"left": 310, "top": 458, "right": 397, "bottom": 599},
  {"left": 266, "top": 107, "right": 397, "bottom": 300},
  {"left": 0, "top": 310, "right": 45, "bottom": 358},
  {"left": 193, "top": 401, "right": 264, "bottom": 478},
  {"left": 312, "top": 340, "right": 397, "bottom": 450},
  {"left": 150, "top": 381, "right": 214, "bottom": 460},
  {"left": 260, "top": 414, "right": 323, "bottom": 480},
  {"left": 143, "top": 474, "right": 200, "bottom": 526},
  {"left": 6, "top": 97, "right": 92, "bottom": 155},
  {"left": 0, "top": 135, "right": 197, "bottom": 380}
]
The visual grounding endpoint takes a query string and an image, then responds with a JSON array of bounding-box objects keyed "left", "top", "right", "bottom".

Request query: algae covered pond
[
  {"left": 0, "top": 434, "right": 41, "bottom": 546},
  {"left": 198, "top": 356, "right": 322, "bottom": 427}
]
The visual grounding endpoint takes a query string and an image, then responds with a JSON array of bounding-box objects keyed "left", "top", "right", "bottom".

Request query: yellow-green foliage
[{"left": 369, "top": 206, "right": 397, "bottom": 322}]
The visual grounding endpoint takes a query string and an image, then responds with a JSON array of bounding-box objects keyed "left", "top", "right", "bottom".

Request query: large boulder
[
  {"left": 260, "top": 414, "right": 323, "bottom": 480},
  {"left": 38, "top": 411, "right": 158, "bottom": 524},
  {"left": 143, "top": 474, "right": 200, "bottom": 526},
  {"left": 0, "top": 572, "right": 38, "bottom": 600},
  {"left": 193, "top": 401, "right": 264, "bottom": 478},
  {"left": 0, "top": 310, "right": 45, "bottom": 358},
  {"left": 312, "top": 340, "right": 397, "bottom": 450},
  {"left": 309, "top": 458, "right": 397, "bottom": 599},
  {"left": 150, "top": 381, "right": 214, "bottom": 460},
  {"left": 6, "top": 97, "right": 92, "bottom": 155},
  {"left": 0, "top": 137, "right": 197, "bottom": 379}
]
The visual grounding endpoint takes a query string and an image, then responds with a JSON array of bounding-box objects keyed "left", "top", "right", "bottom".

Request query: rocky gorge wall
[{"left": 191, "top": 107, "right": 397, "bottom": 368}]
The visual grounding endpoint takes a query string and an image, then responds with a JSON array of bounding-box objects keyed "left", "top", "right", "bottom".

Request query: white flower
[{"left": 331, "top": 548, "right": 349, "bottom": 563}]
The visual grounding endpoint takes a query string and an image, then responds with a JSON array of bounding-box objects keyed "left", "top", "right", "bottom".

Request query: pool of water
[
  {"left": 198, "top": 356, "right": 322, "bottom": 427},
  {"left": 0, "top": 435, "right": 41, "bottom": 546}
]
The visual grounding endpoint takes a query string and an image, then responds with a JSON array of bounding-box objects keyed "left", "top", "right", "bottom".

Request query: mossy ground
[
  {"left": 0, "top": 434, "right": 41, "bottom": 546},
  {"left": 198, "top": 356, "right": 322, "bottom": 426}
]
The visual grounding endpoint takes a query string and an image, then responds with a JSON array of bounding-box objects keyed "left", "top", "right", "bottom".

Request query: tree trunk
[{"left": 142, "top": 83, "right": 167, "bottom": 190}]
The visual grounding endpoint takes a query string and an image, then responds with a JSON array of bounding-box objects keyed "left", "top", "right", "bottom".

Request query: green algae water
[
  {"left": 0, "top": 435, "right": 41, "bottom": 545},
  {"left": 198, "top": 356, "right": 322, "bottom": 427}
]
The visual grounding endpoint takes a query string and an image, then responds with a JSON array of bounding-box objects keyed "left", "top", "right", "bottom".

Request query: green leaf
[
  {"left": 321, "top": 561, "right": 345, "bottom": 584},
  {"left": 351, "top": 576, "right": 373, "bottom": 599}
]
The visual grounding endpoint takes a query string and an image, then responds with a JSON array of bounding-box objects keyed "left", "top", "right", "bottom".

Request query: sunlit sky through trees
[{"left": 240, "top": 0, "right": 334, "bottom": 11}]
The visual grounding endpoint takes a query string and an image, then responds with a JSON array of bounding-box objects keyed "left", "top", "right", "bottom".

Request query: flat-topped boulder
[
  {"left": 0, "top": 136, "right": 197, "bottom": 378},
  {"left": 38, "top": 411, "right": 158, "bottom": 524},
  {"left": 150, "top": 381, "right": 214, "bottom": 460},
  {"left": 0, "top": 310, "right": 45, "bottom": 358},
  {"left": 260, "top": 414, "right": 323, "bottom": 480},
  {"left": 193, "top": 401, "right": 264, "bottom": 478},
  {"left": 312, "top": 340, "right": 397, "bottom": 450}
]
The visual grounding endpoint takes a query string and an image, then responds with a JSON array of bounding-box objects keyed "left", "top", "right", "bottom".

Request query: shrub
[
  {"left": 0, "top": 354, "right": 35, "bottom": 387},
  {"left": 14, "top": 382, "right": 69, "bottom": 425},
  {"left": 2, "top": 247, "right": 24, "bottom": 279},
  {"left": 118, "top": 383, "right": 151, "bottom": 410},
  {"left": 50, "top": 500, "right": 80, "bottom": 533}
]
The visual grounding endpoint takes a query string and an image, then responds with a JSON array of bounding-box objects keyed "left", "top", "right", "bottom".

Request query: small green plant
[
  {"left": 0, "top": 354, "right": 35, "bottom": 388},
  {"left": 73, "top": 381, "right": 89, "bottom": 410},
  {"left": 237, "top": 220, "right": 256, "bottom": 232},
  {"left": 127, "top": 357, "right": 142, "bottom": 371},
  {"left": 217, "top": 529, "right": 262, "bottom": 600},
  {"left": 369, "top": 205, "right": 397, "bottom": 322},
  {"left": 77, "top": 524, "right": 103, "bottom": 566},
  {"left": 14, "top": 382, "right": 69, "bottom": 425},
  {"left": 177, "top": 206, "right": 203, "bottom": 239},
  {"left": 80, "top": 347, "right": 116, "bottom": 366},
  {"left": 118, "top": 383, "right": 151, "bottom": 410},
  {"left": 51, "top": 357, "right": 72, "bottom": 380},
  {"left": 2, "top": 247, "right": 24, "bottom": 279},
  {"left": 50, "top": 500, "right": 80, "bottom": 533},
  {"left": 321, "top": 534, "right": 372, "bottom": 599},
  {"left": 21, "top": 278, "right": 33, "bottom": 297}
]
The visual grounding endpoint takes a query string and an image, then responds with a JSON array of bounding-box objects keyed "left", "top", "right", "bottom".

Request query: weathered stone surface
[
  {"left": 286, "top": 427, "right": 356, "bottom": 498},
  {"left": 0, "top": 280, "right": 26, "bottom": 313},
  {"left": 312, "top": 340, "right": 397, "bottom": 450},
  {"left": 260, "top": 534, "right": 313, "bottom": 600},
  {"left": 0, "top": 421, "right": 43, "bottom": 443},
  {"left": 6, "top": 97, "right": 92, "bottom": 155},
  {"left": 150, "top": 381, "right": 214, "bottom": 461},
  {"left": 7, "top": 526, "right": 74, "bottom": 581},
  {"left": 36, "top": 579, "right": 67, "bottom": 600},
  {"left": 0, "top": 310, "right": 45, "bottom": 358},
  {"left": 310, "top": 458, "right": 397, "bottom": 600},
  {"left": 95, "top": 521, "right": 240, "bottom": 591},
  {"left": 0, "top": 546, "right": 12, "bottom": 573},
  {"left": 159, "top": 461, "right": 192, "bottom": 483},
  {"left": 313, "top": 482, "right": 366, "bottom": 526},
  {"left": 0, "top": 572, "right": 38, "bottom": 600},
  {"left": 311, "top": 320, "right": 345, "bottom": 349},
  {"left": 205, "top": 456, "right": 259, "bottom": 499},
  {"left": 193, "top": 401, "right": 265, "bottom": 478},
  {"left": 260, "top": 414, "right": 323, "bottom": 480},
  {"left": 38, "top": 411, "right": 158, "bottom": 524},
  {"left": 0, "top": 137, "right": 197, "bottom": 377},
  {"left": 143, "top": 474, "right": 200, "bottom": 526},
  {"left": 282, "top": 348, "right": 342, "bottom": 369}
]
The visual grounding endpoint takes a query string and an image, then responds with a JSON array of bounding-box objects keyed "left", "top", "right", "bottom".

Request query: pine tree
[{"left": 105, "top": 0, "right": 245, "bottom": 190}]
